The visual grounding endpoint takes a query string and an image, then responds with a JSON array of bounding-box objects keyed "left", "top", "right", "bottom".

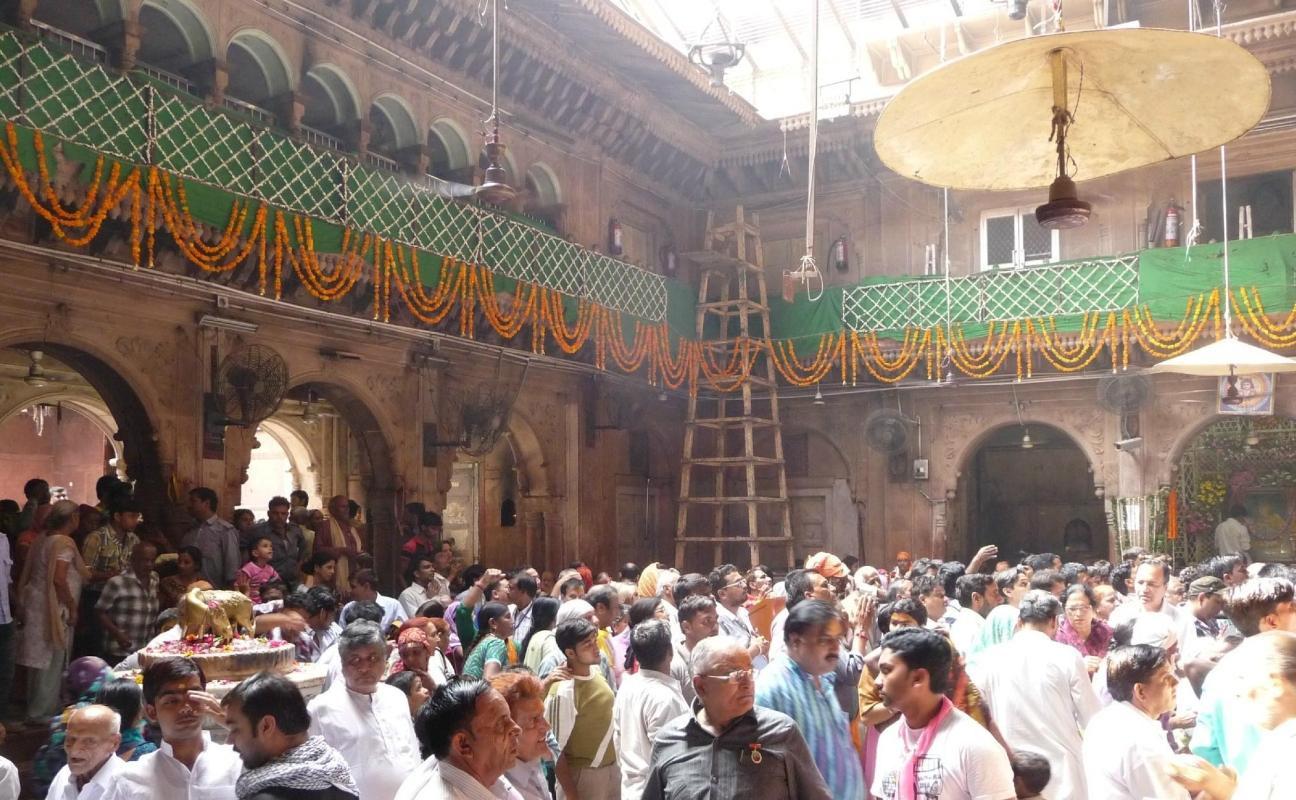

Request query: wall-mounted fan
[{"left": 209, "top": 345, "right": 289, "bottom": 428}]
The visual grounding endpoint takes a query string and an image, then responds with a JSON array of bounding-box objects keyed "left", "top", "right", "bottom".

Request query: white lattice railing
[
  {"left": 30, "top": 21, "right": 106, "bottom": 64},
  {"left": 841, "top": 255, "right": 1140, "bottom": 331},
  {"left": 0, "top": 29, "right": 668, "bottom": 322},
  {"left": 300, "top": 124, "right": 343, "bottom": 152}
]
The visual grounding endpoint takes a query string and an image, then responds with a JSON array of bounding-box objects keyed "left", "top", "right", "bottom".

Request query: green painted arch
[
  {"left": 302, "top": 63, "right": 361, "bottom": 129},
  {"left": 427, "top": 117, "right": 472, "bottom": 176},
  {"left": 369, "top": 93, "right": 419, "bottom": 152},
  {"left": 139, "top": 0, "right": 214, "bottom": 69},
  {"left": 226, "top": 29, "right": 295, "bottom": 104},
  {"left": 525, "top": 162, "right": 562, "bottom": 206}
]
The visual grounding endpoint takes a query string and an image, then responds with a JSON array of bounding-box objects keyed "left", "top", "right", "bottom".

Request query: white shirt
[
  {"left": 107, "top": 733, "right": 243, "bottom": 800},
  {"left": 613, "top": 668, "right": 688, "bottom": 800},
  {"left": 1083, "top": 701, "right": 1189, "bottom": 800},
  {"left": 511, "top": 601, "right": 534, "bottom": 647},
  {"left": 308, "top": 682, "right": 421, "bottom": 800},
  {"left": 716, "top": 603, "right": 767, "bottom": 669},
  {"left": 871, "top": 706, "right": 1015, "bottom": 800},
  {"left": 342, "top": 594, "right": 409, "bottom": 630},
  {"left": 399, "top": 583, "right": 430, "bottom": 618},
  {"left": 948, "top": 605, "right": 986, "bottom": 654},
  {"left": 1109, "top": 598, "right": 1199, "bottom": 663},
  {"left": 1214, "top": 517, "right": 1250, "bottom": 556},
  {"left": 47, "top": 755, "right": 125, "bottom": 800},
  {"left": 394, "top": 759, "right": 523, "bottom": 800},
  {"left": 0, "top": 756, "right": 16, "bottom": 800},
  {"left": 968, "top": 629, "right": 1101, "bottom": 800},
  {"left": 768, "top": 607, "right": 789, "bottom": 661},
  {"left": 1232, "top": 717, "right": 1296, "bottom": 799}
]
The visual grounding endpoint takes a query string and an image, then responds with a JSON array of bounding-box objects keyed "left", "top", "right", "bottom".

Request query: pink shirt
[{"left": 239, "top": 561, "right": 280, "bottom": 603}]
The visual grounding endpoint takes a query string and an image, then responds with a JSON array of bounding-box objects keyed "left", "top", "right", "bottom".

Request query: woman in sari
[{"left": 17, "top": 500, "right": 90, "bottom": 722}]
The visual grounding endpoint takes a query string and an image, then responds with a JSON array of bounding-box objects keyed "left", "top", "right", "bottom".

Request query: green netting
[
  {"left": 255, "top": 131, "right": 346, "bottom": 221},
  {"left": 154, "top": 94, "right": 255, "bottom": 195},
  {"left": 22, "top": 41, "right": 147, "bottom": 162},
  {"left": 1139, "top": 237, "right": 1296, "bottom": 316},
  {"left": 0, "top": 32, "right": 21, "bottom": 121}
]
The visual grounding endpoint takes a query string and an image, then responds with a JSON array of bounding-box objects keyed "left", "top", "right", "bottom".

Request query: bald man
[{"left": 47, "top": 705, "right": 125, "bottom": 800}]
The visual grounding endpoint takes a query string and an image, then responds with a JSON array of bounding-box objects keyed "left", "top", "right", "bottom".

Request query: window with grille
[
  {"left": 621, "top": 222, "right": 655, "bottom": 270},
  {"left": 980, "top": 207, "right": 1059, "bottom": 270}
]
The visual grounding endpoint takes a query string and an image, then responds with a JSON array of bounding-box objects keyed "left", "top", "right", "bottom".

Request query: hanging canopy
[
  {"left": 1147, "top": 336, "right": 1296, "bottom": 376},
  {"left": 874, "top": 28, "right": 1271, "bottom": 191}
]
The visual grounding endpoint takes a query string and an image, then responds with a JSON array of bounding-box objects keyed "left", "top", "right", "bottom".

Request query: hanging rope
[
  {"left": 794, "top": 0, "right": 824, "bottom": 302},
  {"left": 1216, "top": 0, "right": 1235, "bottom": 335}
]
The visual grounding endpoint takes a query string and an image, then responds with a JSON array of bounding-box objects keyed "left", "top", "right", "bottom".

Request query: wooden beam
[
  {"left": 889, "top": 0, "right": 910, "bottom": 28},
  {"left": 769, "top": 1, "right": 809, "bottom": 65}
]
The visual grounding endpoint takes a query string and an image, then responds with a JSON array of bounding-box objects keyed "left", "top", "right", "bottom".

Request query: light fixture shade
[
  {"left": 874, "top": 29, "right": 1270, "bottom": 191},
  {"left": 1021, "top": 430, "right": 1034, "bottom": 449},
  {"left": 1146, "top": 336, "right": 1296, "bottom": 376}
]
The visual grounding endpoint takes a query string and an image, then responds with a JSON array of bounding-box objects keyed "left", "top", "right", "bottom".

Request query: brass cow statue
[{"left": 179, "top": 587, "right": 254, "bottom": 641}]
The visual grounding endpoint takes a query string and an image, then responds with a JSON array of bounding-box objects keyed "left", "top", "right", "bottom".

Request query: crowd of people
[{"left": 0, "top": 475, "right": 1293, "bottom": 799}]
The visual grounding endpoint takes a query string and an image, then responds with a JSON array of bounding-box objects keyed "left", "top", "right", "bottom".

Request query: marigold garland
[{"left": 6, "top": 121, "right": 1296, "bottom": 394}]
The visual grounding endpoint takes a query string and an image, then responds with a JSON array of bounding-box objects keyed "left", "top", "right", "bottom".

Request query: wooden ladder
[{"left": 675, "top": 206, "right": 793, "bottom": 570}]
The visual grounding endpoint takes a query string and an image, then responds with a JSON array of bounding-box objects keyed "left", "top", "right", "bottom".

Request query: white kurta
[
  {"left": 968, "top": 629, "right": 1101, "bottom": 800},
  {"left": 1083, "top": 701, "right": 1190, "bottom": 800},
  {"left": 1108, "top": 600, "right": 1199, "bottom": 662},
  {"left": 105, "top": 733, "right": 243, "bottom": 800},
  {"left": 47, "top": 755, "right": 125, "bottom": 800},
  {"left": 1232, "top": 717, "right": 1296, "bottom": 799},
  {"left": 308, "top": 682, "right": 421, "bottom": 800},
  {"left": 394, "top": 759, "right": 523, "bottom": 800},
  {"left": 1214, "top": 517, "right": 1250, "bottom": 556},
  {"left": 613, "top": 668, "right": 689, "bottom": 800},
  {"left": 948, "top": 606, "right": 986, "bottom": 654}
]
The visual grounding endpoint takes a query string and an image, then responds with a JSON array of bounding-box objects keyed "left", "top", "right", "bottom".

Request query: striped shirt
[{"left": 755, "top": 655, "right": 864, "bottom": 799}]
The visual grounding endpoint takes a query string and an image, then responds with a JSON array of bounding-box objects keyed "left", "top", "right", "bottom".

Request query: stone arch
[
  {"left": 301, "top": 63, "right": 360, "bottom": 131},
  {"left": 0, "top": 390, "right": 125, "bottom": 472},
  {"left": 948, "top": 412, "right": 1103, "bottom": 495},
  {"left": 32, "top": 0, "right": 124, "bottom": 37},
  {"left": 0, "top": 334, "right": 166, "bottom": 538},
  {"left": 427, "top": 118, "right": 472, "bottom": 178},
  {"left": 285, "top": 375, "right": 400, "bottom": 582},
  {"left": 368, "top": 93, "right": 419, "bottom": 154},
  {"left": 138, "top": 0, "right": 214, "bottom": 73},
  {"left": 256, "top": 416, "right": 318, "bottom": 498},
  {"left": 504, "top": 407, "right": 549, "bottom": 498},
  {"left": 525, "top": 162, "right": 563, "bottom": 206},
  {"left": 226, "top": 29, "right": 295, "bottom": 106},
  {"left": 955, "top": 421, "right": 1108, "bottom": 561}
]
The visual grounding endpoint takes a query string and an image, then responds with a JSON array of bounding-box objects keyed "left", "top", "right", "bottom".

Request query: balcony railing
[
  {"left": 300, "top": 124, "right": 343, "bottom": 152},
  {"left": 136, "top": 63, "right": 196, "bottom": 96},
  {"left": 30, "top": 20, "right": 106, "bottom": 64},
  {"left": 841, "top": 255, "right": 1140, "bottom": 331},
  {"left": 0, "top": 30, "right": 669, "bottom": 322},
  {"left": 222, "top": 96, "right": 276, "bottom": 127},
  {"left": 362, "top": 150, "right": 400, "bottom": 173}
]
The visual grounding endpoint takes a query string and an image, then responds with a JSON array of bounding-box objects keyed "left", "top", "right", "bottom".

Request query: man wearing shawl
[{"left": 223, "top": 673, "right": 357, "bottom": 800}]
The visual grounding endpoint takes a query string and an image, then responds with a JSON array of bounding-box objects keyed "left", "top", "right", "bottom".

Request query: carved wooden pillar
[
  {"left": 274, "top": 90, "right": 305, "bottom": 133},
  {"left": 355, "top": 118, "right": 372, "bottom": 157},
  {"left": 114, "top": 18, "right": 142, "bottom": 71},
  {"left": 396, "top": 143, "right": 429, "bottom": 177}
]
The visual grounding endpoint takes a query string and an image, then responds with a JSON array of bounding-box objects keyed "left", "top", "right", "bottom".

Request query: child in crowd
[
  {"left": 239, "top": 535, "right": 281, "bottom": 603},
  {"left": 1011, "top": 750, "right": 1051, "bottom": 800}
]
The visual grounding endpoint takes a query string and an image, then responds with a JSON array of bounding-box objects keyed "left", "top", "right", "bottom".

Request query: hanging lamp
[{"left": 476, "top": 0, "right": 516, "bottom": 206}]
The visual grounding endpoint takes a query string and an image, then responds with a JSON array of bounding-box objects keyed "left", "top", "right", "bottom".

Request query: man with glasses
[
  {"left": 755, "top": 600, "right": 865, "bottom": 798},
  {"left": 308, "top": 620, "right": 420, "bottom": 800},
  {"left": 708, "top": 564, "right": 768, "bottom": 668},
  {"left": 643, "top": 637, "right": 831, "bottom": 800}
]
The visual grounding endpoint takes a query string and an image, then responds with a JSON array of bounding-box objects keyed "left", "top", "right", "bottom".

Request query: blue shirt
[
  {"left": 755, "top": 655, "right": 864, "bottom": 799},
  {"left": 1191, "top": 648, "right": 1261, "bottom": 773}
]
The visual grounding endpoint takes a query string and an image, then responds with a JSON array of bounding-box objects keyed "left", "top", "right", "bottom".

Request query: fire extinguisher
[
  {"left": 1164, "top": 202, "right": 1180, "bottom": 248},
  {"left": 659, "top": 243, "right": 677, "bottom": 275},
  {"left": 831, "top": 235, "right": 849, "bottom": 272},
  {"left": 607, "top": 217, "right": 624, "bottom": 257}
]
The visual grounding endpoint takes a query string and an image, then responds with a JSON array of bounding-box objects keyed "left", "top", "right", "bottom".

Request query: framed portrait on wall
[{"left": 1219, "top": 373, "right": 1275, "bottom": 415}]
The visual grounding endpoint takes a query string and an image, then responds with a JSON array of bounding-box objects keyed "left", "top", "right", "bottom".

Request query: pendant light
[{"left": 476, "top": 0, "right": 516, "bottom": 206}]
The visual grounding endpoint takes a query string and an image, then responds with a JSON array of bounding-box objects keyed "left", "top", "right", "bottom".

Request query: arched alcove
[
  {"left": 301, "top": 63, "right": 361, "bottom": 133},
  {"left": 956, "top": 422, "right": 1108, "bottom": 562},
  {"left": 138, "top": 0, "right": 214, "bottom": 76},
  {"left": 0, "top": 340, "right": 166, "bottom": 540},
  {"left": 368, "top": 94, "right": 419, "bottom": 156},
  {"left": 226, "top": 29, "right": 294, "bottom": 107},
  {"left": 287, "top": 379, "right": 398, "bottom": 583},
  {"left": 427, "top": 118, "right": 473, "bottom": 181}
]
